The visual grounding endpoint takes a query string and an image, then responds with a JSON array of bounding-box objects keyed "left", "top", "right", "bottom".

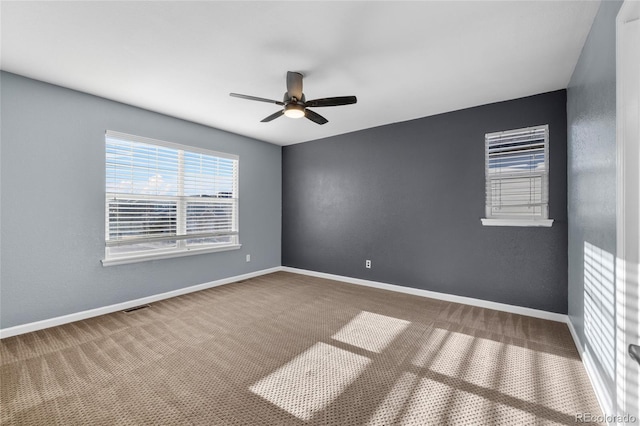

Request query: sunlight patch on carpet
[
  {"left": 249, "top": 342, "right": 371, "bottom": 420},
  {"left": 331, "top": 311, "right": 411, "bottom": 353}
]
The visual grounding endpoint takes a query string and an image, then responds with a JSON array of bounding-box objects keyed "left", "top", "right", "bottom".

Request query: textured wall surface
[
  {"left": 566, "top": 0, "right": 623, "bottom": 412},
  {"left": 283, "top": 90, "right": 568, "bottom": 313},
  {"left": 0, "top": 72, "right": 282, "bottom": 328}
]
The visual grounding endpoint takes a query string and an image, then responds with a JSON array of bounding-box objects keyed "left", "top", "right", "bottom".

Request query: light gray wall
[
  {"left": 0, "top": 71, "right": 282, "bottom": 329},
  {"left": 567, "top": 0, "right": 623, "bottom": 410},
  {"left": 283, "top": 90, "right": 568, "bottom": 313}
]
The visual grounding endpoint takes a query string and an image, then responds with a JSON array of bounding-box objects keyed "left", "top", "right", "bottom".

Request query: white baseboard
[
  {"left": 566, "top": 318, "right": 614, "bottom": 422},
  {"left": 281, "top": 267, "right": 568, "bottom": 323},
  {"left": 0, "top": 267, "right": 281, "bottom": 339},
  {"left": 0, "top": 264, "right": 569, "bottom": 336}
]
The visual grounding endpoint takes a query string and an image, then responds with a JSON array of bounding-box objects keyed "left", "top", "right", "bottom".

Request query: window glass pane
[
  {"left": 186, "top": 200, "right": 234, "bottom": 234},
  {"left": 106, "top": 139, "right": 179, "bottom": 196},
  {"left": 108, "top": 198, "right": 177, "bottom": 240},
  {"left": 487, "top": 147, "right": 545, "bottom": 175},
  {"left": 183, "top": 152, "right": 237, "bottom": 197}
]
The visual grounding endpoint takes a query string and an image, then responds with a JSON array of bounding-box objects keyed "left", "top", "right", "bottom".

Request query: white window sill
[
  {"left": 102, "top": 244, "right": 242, "bottom": 267},
  {"left": 481, "top": 218, "right": 554, "bottom": 227}
]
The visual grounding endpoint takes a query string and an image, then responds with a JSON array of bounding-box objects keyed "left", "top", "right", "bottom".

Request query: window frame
[
  {"left": 102, "top": 131, "right": 241, "bottom": 266},
  {"left": 481, "top": 124, "right": 554, "bottom": 227}
]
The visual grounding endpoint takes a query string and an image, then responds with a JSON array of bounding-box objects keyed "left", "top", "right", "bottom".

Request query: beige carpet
[{"left": 1, "top": 272, "right": 602, "bottom": 425}]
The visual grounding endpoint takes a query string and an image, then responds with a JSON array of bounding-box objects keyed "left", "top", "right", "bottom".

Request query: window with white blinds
[
  {"left": 484, "top": 124, "right": 550, "bottom": 222},
  {"left": 104, "top": 131, "right": 239, "bottom": 264}
]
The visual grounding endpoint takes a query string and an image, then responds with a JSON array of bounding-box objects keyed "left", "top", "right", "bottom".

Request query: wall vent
[{"left": 122, "top": 304, "right": 150, "bottom": 313}]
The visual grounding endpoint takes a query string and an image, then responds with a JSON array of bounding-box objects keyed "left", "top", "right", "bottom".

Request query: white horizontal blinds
[
  {"left": 105, "top": 131, "right": 238, "bottom": 254},
  {"left": 485, "top": 125, "right": 549, "bottom": 219},
  {"left": 183, "top": 150, "right": 238, "bottom": 245},
  {"left": 106, "top": 136, "right": 179, "bottom": 245},
  {"left": 107, "top": 198, "right": 178, "bottom": 242}
]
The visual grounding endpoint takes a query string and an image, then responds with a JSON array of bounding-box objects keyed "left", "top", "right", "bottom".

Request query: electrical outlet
[
  {"left": 246, "top": 254, "right": 251, "bottom": 262},
  {"left": 365, "top": 259, "right": 371, "bottom": 269}
]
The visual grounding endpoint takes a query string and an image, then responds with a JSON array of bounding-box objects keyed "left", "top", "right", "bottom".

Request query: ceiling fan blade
[
  {"left": 286, "top": 72, "right": 303, "bottom": 100},
  {"left": 304, "top": 109, "right": 328, "bottom": 125},
  {"left": 260, "top": 110, "right": 284, "bottom": 122},
  {"left": 305, "top": 96, "right": 357, "bottom": 108},
  {"left": 230, "top": 93, "right": 284, "bottom": 106}
]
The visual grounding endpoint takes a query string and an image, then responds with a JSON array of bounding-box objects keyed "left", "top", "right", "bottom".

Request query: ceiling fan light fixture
[{"left": 284, "top": 103, "right": 305, "bottom": 119}]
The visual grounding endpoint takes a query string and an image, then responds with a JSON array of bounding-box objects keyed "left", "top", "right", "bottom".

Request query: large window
[
  {"left": 482, "top": 124, "right": 553, "bottom": 227},
  {"left": 103, "top": 131, "right": 239, "bottom": 265}
]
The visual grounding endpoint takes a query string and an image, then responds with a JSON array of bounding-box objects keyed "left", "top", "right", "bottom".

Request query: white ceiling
[{"left": 1, "top": 1, "right": 599, "bottom": 146}]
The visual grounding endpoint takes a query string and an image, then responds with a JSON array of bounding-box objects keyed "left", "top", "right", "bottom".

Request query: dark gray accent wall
[
  {"left": 567, "top": 0, "right": 622, "bottom": 411},
  {"left": 283, "top": 90, "right": 568, "bottom": 313},
  {"left": 0, "top": 72, "right": 282, "bottom": 329}
]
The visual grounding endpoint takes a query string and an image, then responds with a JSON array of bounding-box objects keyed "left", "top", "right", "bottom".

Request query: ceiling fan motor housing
[{"left": 284, "top": 93, "right": 305, "bottom": 104}]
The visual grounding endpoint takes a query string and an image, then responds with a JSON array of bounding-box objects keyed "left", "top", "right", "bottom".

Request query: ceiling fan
[{"left": 229, "top": 71, "right": 357, "bottom": 125}]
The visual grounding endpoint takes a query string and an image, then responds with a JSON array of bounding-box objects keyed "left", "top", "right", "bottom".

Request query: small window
[
  {"left": 103, "top": 131, "right": 240, "bottom": 265},
  {"left": 482, "top": 124, "right": 553, "bottom": 227}
]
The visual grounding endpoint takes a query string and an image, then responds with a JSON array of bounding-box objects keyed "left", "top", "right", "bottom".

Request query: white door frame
[{"left": 616, "top": 0, "right": 640, "bottom": 420}]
